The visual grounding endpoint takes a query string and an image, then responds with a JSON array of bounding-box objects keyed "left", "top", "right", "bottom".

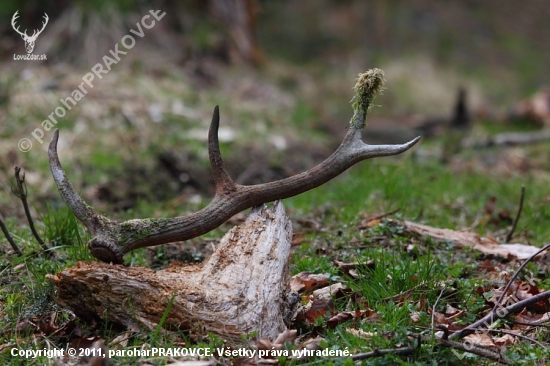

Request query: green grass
[
  {"left": 287, "top": 151, "right": 550, "bottom": 245},
  {"left": 4, "top": 134, "right": 550, "bottom": 365},
  {"left": 3, "top": 54, "right": 550, "bottom": 364}
]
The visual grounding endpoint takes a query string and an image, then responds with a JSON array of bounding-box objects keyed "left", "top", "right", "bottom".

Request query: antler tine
[
  {"left": 48, "top": 130, "right": 106, "bottom": 232},
  {"left": 11, "top": 11, "right": 27, "bottom": 37},
  {"left": 37, "top": 13, "right": 49, "bottom": 35},
  {"left": 29, "top": 13, "right": 49, "bottom": 38},
  {"left": 208, "top": 106, "right": 237, "bottom": 195}
]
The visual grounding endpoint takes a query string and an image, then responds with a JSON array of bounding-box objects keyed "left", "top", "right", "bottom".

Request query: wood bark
[{"left": 48, "top": 201, "right": 294, "bottom": 344}]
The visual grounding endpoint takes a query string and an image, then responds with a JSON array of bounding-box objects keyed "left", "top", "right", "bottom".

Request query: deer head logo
[{"left": 11, "top": 11, "right": 49, "bottom": 54}]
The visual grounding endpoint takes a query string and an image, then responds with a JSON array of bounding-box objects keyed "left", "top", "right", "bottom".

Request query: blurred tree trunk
[{"left": 208, "top": 0, "right": 262, "bottom": 65}]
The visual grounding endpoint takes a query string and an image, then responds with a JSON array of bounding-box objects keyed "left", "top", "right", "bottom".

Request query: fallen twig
[
  {"left": 505, "top": 186, "right": 525, "bottom": 243},
  {"left": 381, "top": 280, "right": 431, "bottom": 304},
  {"left": 492, "top": 242, "right": 550, "bottom": 314},
  {"left": 438, "top": 338, "right": 511, "bottom": 364},
  {"left": 305, "top": 342, "right": 417, "bottom": 365},
  {"left": 449, "top": 242, "right": 550, "bottom": 341},
  {"left": 370, "top": 208, "right": 400, "bottom": 221},
  {"left": 431, "top": 285, "right": 446, "bottom": 331},
  {"left": 463, "top": 129, "right": 550, "bottom": 148},
  {"left": 512, "top": 320, "right": 550, "bottom": 329},
  {"left": 349, "top": 345, "right": 416, "bottom": 361},
  {"left": 486, "top": 329, "right": 547, "bottom": 349},
  {"left": 12, "top": 167, "right": 48, "bottom": 252},
  {"left": 450, "top": 289, "right": 550, "bottom": 340},
  {"left": 0, "top": 217, "right": 23, "bottom": 256}
]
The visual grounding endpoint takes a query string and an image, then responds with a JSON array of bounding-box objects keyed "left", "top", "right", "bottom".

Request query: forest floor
[{"left": 2, "top": 57, "right": 550, "bottom": 365}]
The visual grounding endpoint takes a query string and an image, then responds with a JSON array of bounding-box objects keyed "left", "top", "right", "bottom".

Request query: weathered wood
[
  {"left": 48, "top": 201, "right": 294, "bottom": 344},
  {"left": 462, "top": 129, "right": 550, "bottom": 148}
]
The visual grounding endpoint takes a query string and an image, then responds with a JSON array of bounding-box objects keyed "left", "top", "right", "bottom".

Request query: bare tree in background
[{"left": 208, "top": 0, "right": 262, "bottom": 65}]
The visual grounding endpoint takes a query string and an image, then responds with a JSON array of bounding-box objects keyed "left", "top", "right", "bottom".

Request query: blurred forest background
[{"left": 1, "top": 0, "right": 550, "bottom": 217}]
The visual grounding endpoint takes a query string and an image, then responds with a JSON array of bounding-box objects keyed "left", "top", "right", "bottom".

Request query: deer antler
[
  {"left": 49, "top": 69, "right": 420, "bottom": 264},
  {"left": 31, "top": 13, "right": 49, "bottom": 39},
  {"left": 11, "top": 11, "right": 27, "bottom": 38},
  {"left": 11, "top": 11, "right": 49, "bottom": 53},
  {"left": 11, "top": 11, "right": 48, "bottom": 39}
]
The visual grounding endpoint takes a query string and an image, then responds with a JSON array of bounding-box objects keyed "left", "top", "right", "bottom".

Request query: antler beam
[
  {"left": 11, "top": 11, "right": 27, "bottom": 38},
  {"left": 49, "top": 69, "right": 420, "bottom": 264}
]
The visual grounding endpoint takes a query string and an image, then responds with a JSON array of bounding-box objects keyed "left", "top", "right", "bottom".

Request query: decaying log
[
  {"left": 48, "top": 201, "right": 293, "bottom": 344},
  {"left": 462, "top": 129, "right": 550, "bottom": 148}
]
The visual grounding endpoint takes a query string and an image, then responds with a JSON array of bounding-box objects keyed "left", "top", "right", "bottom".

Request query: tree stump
[{"left": 48, "top": 201, "right": 293, "bottom": 344}]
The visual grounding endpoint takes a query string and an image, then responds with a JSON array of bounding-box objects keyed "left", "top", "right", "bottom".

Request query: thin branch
[
  {"left": 370, "top": 208, "right": 401, "bottom": 222},
  {"left": 0, "top": 217, "right": 23, "bottom": 256},
  {"left": 438, "top": 339, "right": 511, "bottom": 364},
  {"left": 505, "top": 186, "right": 525, "bottom": 243},
  {"left": 486, "top": 329, "right": 547, "bottom": 349},
  {"left": 304, "top": 342, "right": 417, "bottom": 365},
  {"left": 13, "top": 167, "right": 48, "bottom": 252},
  {"left": 350, "top": 345, "right": 416, "bottom": 361},
  {"left": 512, "top": 320, "right": 550, "bottom": 329},
  {"left": 492, "top": 242, "right": 550, "bottom": 314},
  {"left": 432, "top": 285, "right": 446, "bottom": 331},
  {"left": 450, "top": 289, "right": 550, "bottom": 340}
]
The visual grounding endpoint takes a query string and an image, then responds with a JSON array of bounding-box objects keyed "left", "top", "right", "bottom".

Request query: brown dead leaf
[
  {"left": 14, "top": 319, "right": 35, "bottom": 335},
  {"left": 364, "top": 311, "right": 382, "bottom": 324},
  {"left": 512, "top": 87, "right": 550, "bottom": 126},
  {"left": 273, "top": 328, "right": 297, "bottom": 345},
  {"left": 38, "top": 315, "right": 60, "bottom": 336},
  {"left": 348, "top": 237, "right": 363, "bottom": 246},
  {"left": 478, "top": 259, "right": 496, "bottom": 272},
  {"left": 486, "top": 281, "right": 550, "bottom": 313},
  {"left": 445, "top": 304, "right": 461, "bottom": 316},
  {"left": 447, "top": 310, "right": 465, "bottom": 322},
  {"left": 416, "top": 294, "right": 427, "bottom": 311},
  {"left": 304, "top": 299, "right": 329, "bottom": 323},
  {"left": 484, "top": 196, "right": 496, "bottom": 216},
  {"left": 69, "top": 336, "right": 104, "bottom": 351},
  {"left": 302, "top": 336, "right": 324, "bottom": 351},
  {"left": 311, "top": 282, "right": 349, "bottom": 301},
  {"left": 326, "top": 310, "right": 367, "bottom": 329},
  {"left": 432, "top": 312, "right": 448, "bottom": 325},
  {"left": 71, "top": 338, "right": 108, "bottom": 366},
  {"left": 254, "top": 360, "right": 279, "bottom": 365},
  {"left": 493, "top": 333, "right": 516, "bottom": 347},
  {"left": 383, "top": 286, "right": 416, "bottom": 304},
  {"left": 290, "top": 272, "right": 329, "bottom": 293},
  {"left": 514, "top": 310, "right": 544, "bottom": 330},
  {"left": 258, "top": 338, "right": 282, "bottom": 352},
  {"left": 463, "top": 333, "right": 495, "bottom": 347},
  {"left": 292, "top": 232, "right": 306, "bottom": 246},
  {"left": 108, "top": 332, "right": 132, "bottom": 350},
  {"left": 358, "top": 210, "right": 399, "bottom": 229},
  {"left": 346, "top": 328, "right": 375, "bottom": 339},
  {"left": 296, "top": 218, "right": 322, "bottom": 230},
  {"left": 327, "top": 312, "right": 354, "bottom": 329},
  {"left": 333, "top": 260, "right": 374, "bottom": 278},
  {"left": 359, "top": 218, "right": 381, "bottom": 229},
  {"left": 410, "top": 312, "right": 421, "bottom": 322}
]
